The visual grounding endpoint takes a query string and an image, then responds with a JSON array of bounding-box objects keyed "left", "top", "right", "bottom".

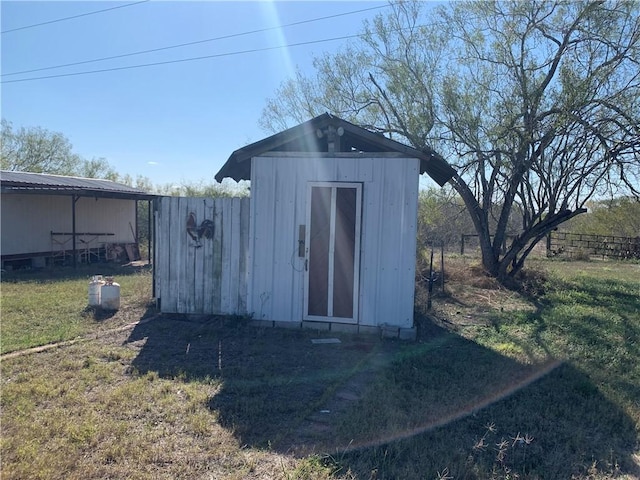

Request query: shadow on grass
[
  {"left": 0, "top": 262, "right": 151, "bottom": 283},
  {"left": 333, "top": 315, "right": 638, "bottom": 479},
  {"left": 80, "top": 305, "right": 118, "bottom": 321},
  {"left": 125, "top": 315, "right": 638, "bottom": 479},
  {"left": 125, "top": 316, "right": 384, "bottom": 447}
]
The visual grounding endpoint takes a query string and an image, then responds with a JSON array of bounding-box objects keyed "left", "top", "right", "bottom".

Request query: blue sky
[{"left": 1, "top": 1, "right": 389, "bottom": 187}]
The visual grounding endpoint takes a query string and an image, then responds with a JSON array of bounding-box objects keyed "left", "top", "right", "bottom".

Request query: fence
[
  {"left": 459, "top": 234, "right": 526, "bottom": 255},
  {"left": 547, "top": 231, "right": 640, "bottom": 260},
  {"left": 154, "top": 196, "right": 250, "bottom": 314}
]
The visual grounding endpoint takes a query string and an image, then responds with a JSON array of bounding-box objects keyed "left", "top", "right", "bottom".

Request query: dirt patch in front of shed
[{"left": 124, "top": 315, "right": 406, "bottom": 455}]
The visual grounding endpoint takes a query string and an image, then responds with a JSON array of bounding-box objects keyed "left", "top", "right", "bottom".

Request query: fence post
[
  {"left": 440, "top": 241, "right": 445, "bottom": 293},
  {"left": 427, "top": 247, "right": 434, "bottom": 310},
  {"left": 460, "top": 234, "right": 465, "bottom": 255}
]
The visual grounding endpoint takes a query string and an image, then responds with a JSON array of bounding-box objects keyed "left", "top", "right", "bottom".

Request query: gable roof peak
[{"left": 215, "top": 114, "right": 455, "bottom": 186}]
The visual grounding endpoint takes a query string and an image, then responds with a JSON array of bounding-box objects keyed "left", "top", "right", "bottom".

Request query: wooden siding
[
  {"left": 249, "top": 154, "right": 419, "bottom": 328},
  {"left": 1, "top": 194, "right": 136, "bottom": 256},
  {"left": 154, "top": 196, "right": 250, "bottom": 315}
]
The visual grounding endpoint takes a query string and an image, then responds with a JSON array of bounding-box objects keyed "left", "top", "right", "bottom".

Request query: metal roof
[
  {"left": 0, "top": 170, "right": 156, "bottom": 200},
  {"left": 215, "top": 113, "right": 456, "bottom": 187}
]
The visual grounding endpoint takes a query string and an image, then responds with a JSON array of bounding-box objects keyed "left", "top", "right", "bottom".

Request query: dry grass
[
  {"left": 1, "top": 315, "right": 351, "bottom": 480},
  {"left": 2, "top": 257, "right": 639, "bottom": 479}
]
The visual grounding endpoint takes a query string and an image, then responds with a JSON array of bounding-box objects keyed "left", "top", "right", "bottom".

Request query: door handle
[
  {"left": 298, "top": 225, "right": 306, "bottom": 257},
  {"left": 305, "top": 259, "right": 308, "bottom": 271}
]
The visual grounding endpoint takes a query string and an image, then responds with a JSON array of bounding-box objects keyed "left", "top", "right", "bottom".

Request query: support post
[
  {"left": 148, "top": 200, "right": 152, "bottom": 264},
  {"left": 72, "top": 195, "right": 79, "bottom": 268}
]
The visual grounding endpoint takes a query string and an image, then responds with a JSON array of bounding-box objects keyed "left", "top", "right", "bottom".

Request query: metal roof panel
[{"left": 0, "top": 171, "right": 156, "bottom": 199}]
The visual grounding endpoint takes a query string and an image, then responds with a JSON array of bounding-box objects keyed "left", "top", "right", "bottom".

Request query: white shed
[
  {"left": 1, "top": 171, "right": 155, "bottom": 269},
  {"left": 214, "top": 114, "right": 454, "bottom": 337}
]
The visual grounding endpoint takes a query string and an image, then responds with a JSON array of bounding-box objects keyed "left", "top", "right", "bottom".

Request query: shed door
[{"left": 304, "top": 182, "right": 361, "bottom": 323}]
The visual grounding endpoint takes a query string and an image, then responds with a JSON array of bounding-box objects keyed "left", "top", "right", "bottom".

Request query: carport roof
[
  {"left": 0, "top": 171, "right": 156, "bottom": 200},
  {"left": 215, "top": 113, "right": 456, "bottom": 187}
]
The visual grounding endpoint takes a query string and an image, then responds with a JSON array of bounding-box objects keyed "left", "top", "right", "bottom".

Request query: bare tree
[{"left": 260, "top": 0, "right": 640, "bottom": 284}]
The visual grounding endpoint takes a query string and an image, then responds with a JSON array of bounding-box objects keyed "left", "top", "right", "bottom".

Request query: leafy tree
[
  {"left": 417, "top": 187, "right": 473, "bottom": 248},
  {"left": 565, "top": 196, "right": 640, "bottom": 238},
  {"left": 417, "top": 187, "right": 524, "bottom": 252},
  {"left": 261, "top": 0, "right": 640, "bottom": 285},
  {"left": 1, "top": 119, "right": 82, "bottom": 174},
  {"left": 0, "top": 119, "right": 128, "bottom": 183},
  {"left": 154, "top": 179, "right": 249, "bottom": 198},
  {"left": 78, "top": 157, "right": 120, "bottom": 181}
]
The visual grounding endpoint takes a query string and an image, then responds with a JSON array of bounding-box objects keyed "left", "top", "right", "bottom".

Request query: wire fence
[{"left": 547, "top": 231, "right": 640, "bottom": 260}]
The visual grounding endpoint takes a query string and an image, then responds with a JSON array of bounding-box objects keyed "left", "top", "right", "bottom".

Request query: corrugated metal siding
[
  {"left": 154, "top": 196, "right": 249, "bottom": 315},
  {"left": 1, "top": 194, "right": 136, "bottom": 256},
  {"left": 1, "top": 170, "right": 148, "bottom": 195},
  {"left": 249, "top": 155, "right": 419, "bottom": 328}
]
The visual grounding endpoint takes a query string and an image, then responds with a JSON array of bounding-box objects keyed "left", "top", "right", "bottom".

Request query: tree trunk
[
  {"left": 450, "top": 173, "right": 499, "bottom": 276},
  {"left": 451, "top": 171, "right": 590, "bottom": 286}
]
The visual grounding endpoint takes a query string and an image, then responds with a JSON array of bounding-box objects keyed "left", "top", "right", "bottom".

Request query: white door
[{"left": 304, "top": 182, "right": 362, "bottom": 323}]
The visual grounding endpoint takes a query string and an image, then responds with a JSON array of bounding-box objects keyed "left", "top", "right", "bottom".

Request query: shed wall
[
  {"left": 1, "top": 194, "right": 136, "bottom": 256},
  {"left": 154, "top": 196, "right": 249, "bottom": 315},
  {"left": 249, "top": 155, "right": 419, "bottom": 328}
]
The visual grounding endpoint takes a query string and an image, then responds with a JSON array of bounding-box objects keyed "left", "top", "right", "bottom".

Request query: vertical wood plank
[
  {"left": 220, "top": 197, "right": 232, "bottom": 313},
  {"left": 271, "top": 162, "right": 293, "bottom": 319},
  {"left": 202, "top": 198, "right": 215, "bottom": 314},
  {"left": 176, "top": 197, "right": 188, "bottom": 313},
  {"left": 167, "top": 197, "right": 182, "bottom": 313},
  {"left": 212, "top": 198, "right": 223, "bottom": 312},
  {"left": 185, "top": 196, "right": 197, "bottom": 313},
  {"left": 193, "top": 198, "right": 206, "bottom": 313},
  {"left": 165, "top": 197, "right": 174, "bottom": 312},
  {"left": 292, "top": 165, "right": 305, "bottom": 321},
  {"left": 255, "top": 158, "right": 278, "bottom": 320},
  {"left": 228, "top": 197, "right": 241, "bottom": 314},
  {"left": 238, "top": 197, "right": 250, "bottom": 314}
]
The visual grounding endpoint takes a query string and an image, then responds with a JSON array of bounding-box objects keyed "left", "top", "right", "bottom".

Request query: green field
[{"left": 1, "top": 259, "right": 638, "bottom": 479}]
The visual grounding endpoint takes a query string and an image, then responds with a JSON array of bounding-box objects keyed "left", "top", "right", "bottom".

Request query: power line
[
  {"left": 1, "top": 33, "right": 363, "bottom": 84},
  {"left": 2, "top": 4, "right": 388, "bottom": 77},
  {"left": 1, "top": 1, "right": 150, "bottom": 34}
]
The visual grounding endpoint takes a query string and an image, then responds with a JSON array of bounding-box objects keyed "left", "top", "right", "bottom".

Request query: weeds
[
  {"left": 470, "top": 423, "right": 535, "bottom": 479},
  {"left": 1, "top": 258, "right": 638, "bottom": 479}
]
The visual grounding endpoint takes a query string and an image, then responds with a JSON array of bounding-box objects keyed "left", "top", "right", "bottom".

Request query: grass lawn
[
  {"left": 1, "top": 264, "right": 153, "bottom": 355},
  {"left": 1, "top": 258, "right": 638, "bottom": 479}
]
